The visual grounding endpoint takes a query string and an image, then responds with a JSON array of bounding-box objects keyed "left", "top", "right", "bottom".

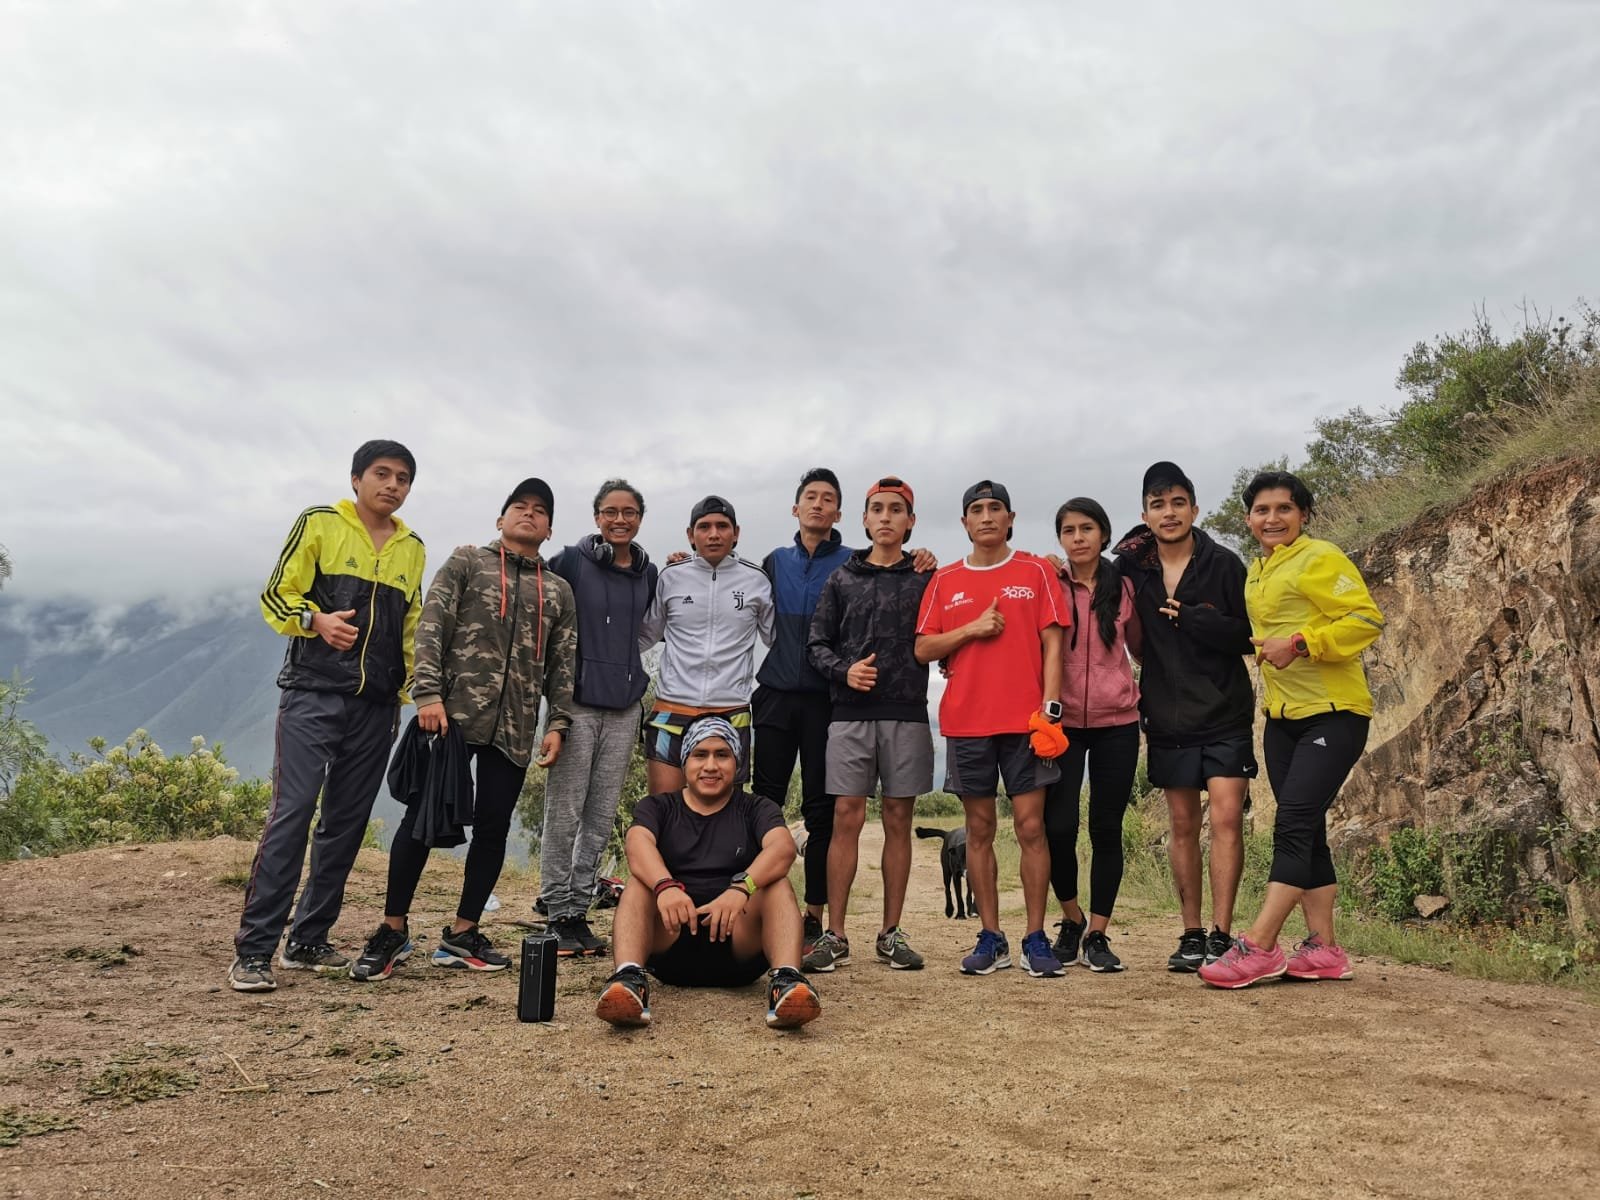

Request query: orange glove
[{"left": 1028, "top": 711, "right": 1069, "bottom": 760}]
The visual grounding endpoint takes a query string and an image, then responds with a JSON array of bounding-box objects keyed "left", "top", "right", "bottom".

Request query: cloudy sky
[{"left": 3, "top": 2, "right": 1597, "bottom": 604}]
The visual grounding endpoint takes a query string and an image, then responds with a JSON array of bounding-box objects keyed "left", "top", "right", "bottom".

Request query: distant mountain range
[
  {"left": 0, "top": 594, "right": 284, "bottom": 778},
  {"left": 1, "top": 592, "right": 952, "bottom": 855}
]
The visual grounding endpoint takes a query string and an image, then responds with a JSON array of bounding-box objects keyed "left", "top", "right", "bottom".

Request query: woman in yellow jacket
[{"left": 1200, "top": 471, "right": 1383, "bottom": 989}]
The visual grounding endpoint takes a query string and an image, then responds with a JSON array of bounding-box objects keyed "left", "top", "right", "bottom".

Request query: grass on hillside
[{"left": 1318, "top": 364, "right": 1600, "bottom": 551}]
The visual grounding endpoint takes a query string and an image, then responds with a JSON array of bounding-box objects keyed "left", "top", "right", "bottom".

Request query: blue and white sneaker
[
  {"left": 959, "top": 929, "right": 1012, "bottom": 975},
  {"left": 1021, "top": 930, "right": 1065, "bottom": 978}
]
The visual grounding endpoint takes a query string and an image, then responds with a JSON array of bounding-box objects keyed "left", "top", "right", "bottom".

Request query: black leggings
[
  {"left": 385, "top": 743, "right": 528, "bottom": 923},
  {"left": 1264, "top": 711, "right": 1369, "bottom": 890},
  {"left": 1043, "top": 722, "right": 1140, "bottom": 919}
]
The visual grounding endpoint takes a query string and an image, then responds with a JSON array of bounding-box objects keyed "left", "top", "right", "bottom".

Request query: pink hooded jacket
[{"left": 1058, "top": 571, "right": 1142, "bottom": 728}]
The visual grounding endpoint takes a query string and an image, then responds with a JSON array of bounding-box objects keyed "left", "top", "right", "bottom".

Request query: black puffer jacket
[
  {"left": 806, "top": 550, "right": 932, "bottom": 723},
  {"left": 1113, "top": 526, "right": 1254, "bottom": 746}
]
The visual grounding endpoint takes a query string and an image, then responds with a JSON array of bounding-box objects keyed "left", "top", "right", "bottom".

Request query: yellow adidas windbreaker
[
  {"left": 1244, "top": 535, "right": 1383, "bottom": 720},
  {"left": 259, "top": 499, "right": 426, "bottom": 703}
]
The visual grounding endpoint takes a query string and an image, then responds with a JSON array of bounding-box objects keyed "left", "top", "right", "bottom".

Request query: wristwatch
[
  {"left": 1042, "top": 700, "right": 1063, "bottom": 723},
  {"left": 1291, "top": 633, "right": 1310, "bottom": 658},
  {"left": 730, "top": 871, "right": 757, "bottom": 896},
  {"left": 298, "top": 609, "right": 316, "bottom": 632}
]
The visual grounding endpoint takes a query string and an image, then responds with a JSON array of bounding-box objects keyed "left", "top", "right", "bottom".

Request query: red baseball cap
[{"left": 865, "top": 475, "right": 915, "bottom": 511}]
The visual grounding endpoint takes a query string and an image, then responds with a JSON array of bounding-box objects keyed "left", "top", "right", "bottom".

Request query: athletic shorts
[
  {"left": 943, "top": 733, "right": 1061, "bottom": 798},
  {"left": 647, "top": 924, "right": 770, "bottom": 988},
  {"left": 826, "top": 720, "right": 935, "bottom": 798},
  {"left": 1146, "top": 733, "right": 1258, "bottom": 791},
  {"left": 643, "top": 705, "right": 752, "bottom": 783}
]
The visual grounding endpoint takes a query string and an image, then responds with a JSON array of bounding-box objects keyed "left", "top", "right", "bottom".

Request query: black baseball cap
[
  {"left": 961, "top": 480, "right": 1012, "bottom": 514},
  {"left": 689, "top": 494, "right": 737, "bottom": 526},
  {"left": 502, "top": 477, "right": 554, "bottom": 516}
]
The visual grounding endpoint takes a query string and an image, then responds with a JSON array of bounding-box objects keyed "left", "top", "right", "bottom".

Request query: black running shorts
[
  {"left": 647, "top": 925, "right": 770, "bottom": 988},
  {"left": 1146, "top": 733, "right": 1258, "bottom": 791}
]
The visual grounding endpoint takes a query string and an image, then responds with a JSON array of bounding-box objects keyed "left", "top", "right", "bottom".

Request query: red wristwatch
[{"left": 1291, "top": 633, "right": 1310, "bottom": 658}]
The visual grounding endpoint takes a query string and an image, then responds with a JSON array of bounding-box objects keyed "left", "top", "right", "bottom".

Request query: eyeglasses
[{"left": 598, "top": 507, "right": 641, "bottom": 521}]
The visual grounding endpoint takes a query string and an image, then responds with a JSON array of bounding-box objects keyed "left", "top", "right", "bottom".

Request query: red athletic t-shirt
[{"left": 915, "top": 551, "right": 1071, "bottom": 737}]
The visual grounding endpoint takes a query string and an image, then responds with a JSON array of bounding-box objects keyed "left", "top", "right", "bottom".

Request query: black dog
[{"left": 916, "top": 826, "right": 975, "bottom": 920}]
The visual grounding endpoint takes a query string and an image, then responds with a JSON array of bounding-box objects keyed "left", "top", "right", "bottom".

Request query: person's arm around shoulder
[
  {"left": 696, "top": 801, "right": 797, "bottom": 941},
  {"left": 752, "top": 563, "right": 776, "bottom": 648},
  {"left": 412, "top": 548, "right": 472, "bottom": 733},
  {"left": 536, "top": 575, "right": 578, "bottom": 767},
  {"left": 625, "top": 800, "right": 699, "bottom": 937}
]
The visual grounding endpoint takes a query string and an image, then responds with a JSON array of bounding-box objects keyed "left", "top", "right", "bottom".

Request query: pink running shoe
[
  {"left": 1285, "top": 935, "right": 1353, "bottom": 981},
  {"left": 1197, "top": 935, "right": 1286, "bottom": 989}
]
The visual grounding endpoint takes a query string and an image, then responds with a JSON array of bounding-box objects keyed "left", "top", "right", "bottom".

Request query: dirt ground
[{"left": 1, "top": 827, "right": 1597, "bottom": 1200}]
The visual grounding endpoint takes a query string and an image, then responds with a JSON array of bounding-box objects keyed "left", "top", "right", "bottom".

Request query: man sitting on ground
[{"left": 595, "top": 717, "right": 821, "bottom": 1030}]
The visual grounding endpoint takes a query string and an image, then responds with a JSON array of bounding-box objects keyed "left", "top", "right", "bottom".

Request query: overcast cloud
[{"left": 3, "top": 1, "right": 1597, "bottom": 604}]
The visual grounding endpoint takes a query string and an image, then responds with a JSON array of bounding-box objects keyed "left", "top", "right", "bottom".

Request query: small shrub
[
  {"left": 4, "top": 731, "right": 269, "bottom": 858},
  {"left": 1367, "top": 827, "right": 1444, "bottom": 920}
]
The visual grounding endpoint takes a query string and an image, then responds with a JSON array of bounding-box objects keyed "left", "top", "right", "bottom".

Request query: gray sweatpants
[
  {"left": 539, "top": 701, "right": 638, "bottom": 920},
  {"left": 234, "top": 688, "right": 397, "bottom": 958}
]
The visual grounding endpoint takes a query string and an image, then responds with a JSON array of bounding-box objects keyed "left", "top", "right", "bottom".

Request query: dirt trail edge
[{"left": 1, "top": 831, "right": 1596, "bottom": 1200}]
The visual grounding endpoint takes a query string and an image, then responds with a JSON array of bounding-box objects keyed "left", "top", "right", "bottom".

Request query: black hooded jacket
[
  {"left": 1113, "top": 525, "right": 1254, "bottom": 746},
  {"left": 806, "top": 550, "right": 932, "bottom": 723}
]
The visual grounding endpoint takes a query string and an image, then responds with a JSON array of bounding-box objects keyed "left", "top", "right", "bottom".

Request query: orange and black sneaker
[
  {"left": 596, "top": 966, "right": 652, "bottom": 1027},
  {"left": 765, "top": 966, "right": 821, "bottom": 1029}
]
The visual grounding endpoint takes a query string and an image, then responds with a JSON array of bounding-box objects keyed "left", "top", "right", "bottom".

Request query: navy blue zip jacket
[
  {"left": 757, "top": 530, "right": 853, "bottom": 693},
  {"left": 548, "top": 534, "right": 658, "bottom": 710}
]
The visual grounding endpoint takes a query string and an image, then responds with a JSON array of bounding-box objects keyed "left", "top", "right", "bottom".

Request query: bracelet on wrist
[{"left": 653, "top": 878, "right": 686, "bottom": 897}]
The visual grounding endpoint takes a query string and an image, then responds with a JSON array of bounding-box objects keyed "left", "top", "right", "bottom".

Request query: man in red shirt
[{"left": 915, "top": 481, "right": 1071, "bottom": 977}]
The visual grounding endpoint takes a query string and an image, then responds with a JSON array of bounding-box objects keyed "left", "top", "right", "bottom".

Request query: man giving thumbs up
[
  {"left": 803, "top": 476, "right": 936, "bottom": 973},
  {"left": 914, "top": 481, "right": 1071, "bottom": 978}
]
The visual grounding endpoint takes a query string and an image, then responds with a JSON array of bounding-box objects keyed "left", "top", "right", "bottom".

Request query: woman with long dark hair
[
  {"left": 1200, "top": 470, "right": 1383, "bottom": 989},
  {"left": 1044, "top": 498, "right": 1142, "bottom": 972}
]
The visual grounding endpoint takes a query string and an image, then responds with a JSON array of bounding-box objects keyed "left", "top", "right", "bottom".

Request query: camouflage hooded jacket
[{"left": 411, "top": 541, "right": 577, "bottom": 767}]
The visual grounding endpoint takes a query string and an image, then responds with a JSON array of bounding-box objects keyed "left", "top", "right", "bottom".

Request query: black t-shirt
[{"left": 630, "top": 788, "right": 786, "bottom": 906}]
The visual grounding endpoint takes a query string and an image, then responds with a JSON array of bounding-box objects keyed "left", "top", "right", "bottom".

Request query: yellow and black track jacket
[
  {"left": 1245, "top": 535, "right": 1383, "bottom": 720},
  {"left": 259, "top": 499, "right": 426, "bottom": 703}
]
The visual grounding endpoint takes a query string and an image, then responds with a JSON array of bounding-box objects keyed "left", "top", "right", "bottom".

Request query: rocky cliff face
[{"left": 1330, "top": 455, "right": 1600, "bottom": 939}]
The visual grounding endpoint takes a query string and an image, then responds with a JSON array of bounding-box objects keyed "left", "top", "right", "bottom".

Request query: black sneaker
[
  {"left": 433, "top": 925, "right": 511, "bottom": 971},
  {"left": 549, "top": 918, "right": 586, "bottom": 958},
  {"left": 1080, "top": 930, "right": 1125, "bottom": 972},
  {"left": 228, "top": 955, "right": 277, "bottom": 992},
  {"left": 596, "top": 966, "right": 651, "bottom": 1027},
  {"left": 571, "top": 918, "right": 608, "bottom": 958},
  {"left": 350, "top": 924, "right": 414, "bottom": 982},
  {"left": 802, "top": 913, "right": 824, "bottom": 958},
  {"left": 1167, "top": 928, "right": 1206, "bottom": 972},
  {"left": 1205, "top": 927, "right": 1232, "bottom": 966},
  {"left": 277, "top": 940, "right": 350, "bottom": 973},
  {"left": 1052, "top": 916, "right": 1086, "bottom": 965},
  {"left": 765, "top": 966, "right": 821, "bottom": 1029}
]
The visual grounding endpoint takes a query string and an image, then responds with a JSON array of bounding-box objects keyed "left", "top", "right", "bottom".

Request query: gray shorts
[
  {"left": 825, "top": 720, "right": 935, "bottom": 798},
  {"left": 944, "top": 733, "right": 1061, "bottom": 798}
]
